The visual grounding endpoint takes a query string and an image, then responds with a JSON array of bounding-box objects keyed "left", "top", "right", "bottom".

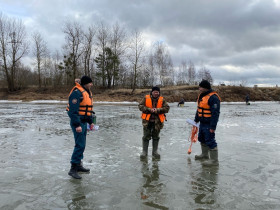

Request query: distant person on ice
[
  {"left": 66, "top": 76, "right": 94, "bottom": 179},
  {"left": 138, "top": 86, "right": 170, "bottom": 160},
  {"left": 194, "top": 80, "right": 221, "bottom": 166},
  {"left": 178, "top": 98, "right": 185, "bottom": 107},
  {"left": 245, "top": 94, "right": 250, "bottom": 105}
]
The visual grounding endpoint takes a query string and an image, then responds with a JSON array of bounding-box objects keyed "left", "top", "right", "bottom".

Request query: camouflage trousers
[{"left": 142, "top": 122, "right": 161, "bottom": 141}]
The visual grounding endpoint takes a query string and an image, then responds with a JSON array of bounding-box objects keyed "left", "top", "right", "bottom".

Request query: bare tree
[
  {"left": 42, "top": 56, "right": 53, "bottom": 87},
  {"left": 117, "top": 63, "right": 129, "bottom": 87},
  {"left": 197, "top": 66, "right": 213, "bottom": 83},
  {"left": 165, "top": 58, "right": 174, "bottom": 86},
  {"left": 0, "top": 13, "right": 29, "bottom": 91},
  {"left": 95, "top": 22, "right": 110, "bottom": 87},
  {"left": 177, "top": 60, "right": 188, "bottom": 85},
  {"left": 187, "top": 61, "right": 196, "bottom": 85},
  {"left": 16, "top": 63, "right": 33, "bottom": 88},
  {"left": 62, "top": 21, "right": 84, "bottom": 82},
  {"left": 128, "top": 29, "right": 145, "bottom": 92},
  {"left": 139, "top": 56, "right": 151, "bottom": 87},
  {"left": 153, "top": 41, "right": 173, "bottom": 86},
  {"left": 146, "top": 51, "right": 155, "bottom": 86},
  {"left": 110, "top": 22, "right": 127, "bottom": 87},
  {"left": 82, "top": 25, "right": 96, "bottom": 76},
  {"left": 32, "top": 31, "right": 49, "bottom": 88},
  {"left": 52, "top": 50, "right": 64, "bottom": 86}
]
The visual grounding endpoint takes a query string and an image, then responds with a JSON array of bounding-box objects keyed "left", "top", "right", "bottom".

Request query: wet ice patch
[
  {"left": 0, "top": 128, "right": 13, "bottom": 134},
  {"left": 0, "top": 101, "right": 280, "bottom": 209}
]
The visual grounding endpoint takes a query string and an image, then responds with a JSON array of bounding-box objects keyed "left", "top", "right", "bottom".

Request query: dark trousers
[
  {"left": 142, "top": 122, "right": 160, "bottom": 141},
  {"left": 70, "top": 122, "right": 87, "bottom": 164},
  {"left": 198, "top": 123, "right": 217, "bottom": 149}
]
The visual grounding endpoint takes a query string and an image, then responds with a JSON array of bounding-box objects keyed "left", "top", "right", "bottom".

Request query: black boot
[
  {"left": 77, "top": 162, "right": 90, "bottom": 173},
  {"left": 140, "top": 140, "right": 149, "bottom": 160},
  {"left": 202, "top": 147, "right": 219, "bottom": 166},
  {"left": 195, "top": 143, "right": 209, "bottom": 160},
  {"left": 152, "top": 139, "right": 160, "bottom": 159},
  {"left": 68, "top": 163, "right": 82, "bottom": 179}
]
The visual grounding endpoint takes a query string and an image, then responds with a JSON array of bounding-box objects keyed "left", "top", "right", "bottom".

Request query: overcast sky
[{"left": 1, "top": 0, "right": 280, "bottom": 86}]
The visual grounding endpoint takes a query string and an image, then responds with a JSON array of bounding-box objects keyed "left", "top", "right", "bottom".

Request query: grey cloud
[
  {"left": 2, "top": 0, "right": 280, "bottom": 86},
  {"left": 212, "top": 64, "right": 280, "bottom": 86}
]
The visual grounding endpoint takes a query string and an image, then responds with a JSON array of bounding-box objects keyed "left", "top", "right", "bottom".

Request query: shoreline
[
  {"left": 1, "top": 85, "right": 280, "bottom": 102},
  {"left": 0, "top": 99, "right": 278, "bottom": 105}
]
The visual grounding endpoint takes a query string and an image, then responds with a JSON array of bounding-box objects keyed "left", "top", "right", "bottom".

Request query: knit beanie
[
  {"left": 151, "top": 86, "right": 160, "bottom": 92},
  {"left": 81, "top": 76, "right": 92, "bottom": 85},
  {"left": 199, "top": 80, "right": 211, "bottom": 89}
]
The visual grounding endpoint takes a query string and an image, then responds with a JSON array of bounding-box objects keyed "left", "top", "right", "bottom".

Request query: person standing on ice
[
  {"left": 194, "top": 80, "right": 221, "bottom": 166},
  {"left": 245, "top": 94, "right": 250, "bottom": 105},
  {"left": 66, "top": 75, "right": 94, "bottom": 179},
  {"left": 138, "top": 86, "right": 170, "bottom": 160}
]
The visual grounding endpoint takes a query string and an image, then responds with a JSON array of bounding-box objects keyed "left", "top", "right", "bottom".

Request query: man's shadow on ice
[
  {"left": 140, "top": 160, "right": 167, "bottom": 209},
  {"left": 188, "top": 157, "right": 219, "bottom": 205},
  {"left": 67, "top": 179, "right": 88, "bottom": 208}
]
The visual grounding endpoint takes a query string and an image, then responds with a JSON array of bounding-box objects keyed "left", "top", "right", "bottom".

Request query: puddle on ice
[{"left": 0, "top": 101, "right": 280, "bottom": 209}]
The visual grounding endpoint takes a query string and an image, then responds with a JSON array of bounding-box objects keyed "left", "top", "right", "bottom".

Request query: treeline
[{"left": 0, "top": 12, "right": 213, "bottom": 91}]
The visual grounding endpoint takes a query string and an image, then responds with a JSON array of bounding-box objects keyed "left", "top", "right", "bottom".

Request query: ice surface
[{"left": 0, "top": 101, "right": 279, "bottom": 209}]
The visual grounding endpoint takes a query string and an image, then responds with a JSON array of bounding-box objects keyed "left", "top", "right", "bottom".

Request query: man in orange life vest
[
  {"left": 194, "top": 80, "right": 221, "bottom": 166},
  {"left": 138, "top": 86, "right": 170, "bottom": 160},
  {"left": 66, "top": 76, "right": 94, "bottom": 179}
]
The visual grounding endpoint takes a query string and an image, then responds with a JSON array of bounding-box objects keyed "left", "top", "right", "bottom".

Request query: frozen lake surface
[{"left": 0, "top": 101, "right": 280, "bottom": 209}]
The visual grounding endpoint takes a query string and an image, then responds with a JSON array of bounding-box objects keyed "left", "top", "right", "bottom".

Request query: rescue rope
[{"left": 187, "top": 125, "right": 198, "bottom": 154}]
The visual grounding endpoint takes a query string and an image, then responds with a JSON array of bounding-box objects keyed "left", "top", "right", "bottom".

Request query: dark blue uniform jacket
[{"left": 67, "top": 88, "right": 93, "bottom": 128}]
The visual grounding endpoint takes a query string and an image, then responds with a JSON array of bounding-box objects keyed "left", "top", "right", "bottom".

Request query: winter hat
[
  {"left": 151, "top": 86, "right": 160, "bottom": 92},
  {"left": 199, "top": 80, "right": 211, "bottom": 89},
  {"left": 81, "top": 76, "right": 92, "bottom": 85}
]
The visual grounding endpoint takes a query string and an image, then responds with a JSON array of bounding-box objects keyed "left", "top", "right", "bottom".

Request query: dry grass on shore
[{"left": 0, "top": 85, "right": 279, "bottom": 102}]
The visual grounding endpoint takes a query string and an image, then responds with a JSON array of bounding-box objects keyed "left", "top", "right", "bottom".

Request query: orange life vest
[
  {"left": 66, "top": 82, "right": 93, "bottom": 116},
  {"left": 141, "top": 95, "right": 165, "bottom": 123},
  {"left": 197, "top": 92, "right": 221, "bottom": 118}
]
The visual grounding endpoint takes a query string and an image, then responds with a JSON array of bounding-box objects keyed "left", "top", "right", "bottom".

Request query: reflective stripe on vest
[
  {"left": 66, "top": 83, "right": 93, "bottom": 116},
  {"left": 197, "top": 91, "right": 221, "bottom": 118},
  {"left": 141, "top": 95, "right": 165, "bottom": 123}
]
